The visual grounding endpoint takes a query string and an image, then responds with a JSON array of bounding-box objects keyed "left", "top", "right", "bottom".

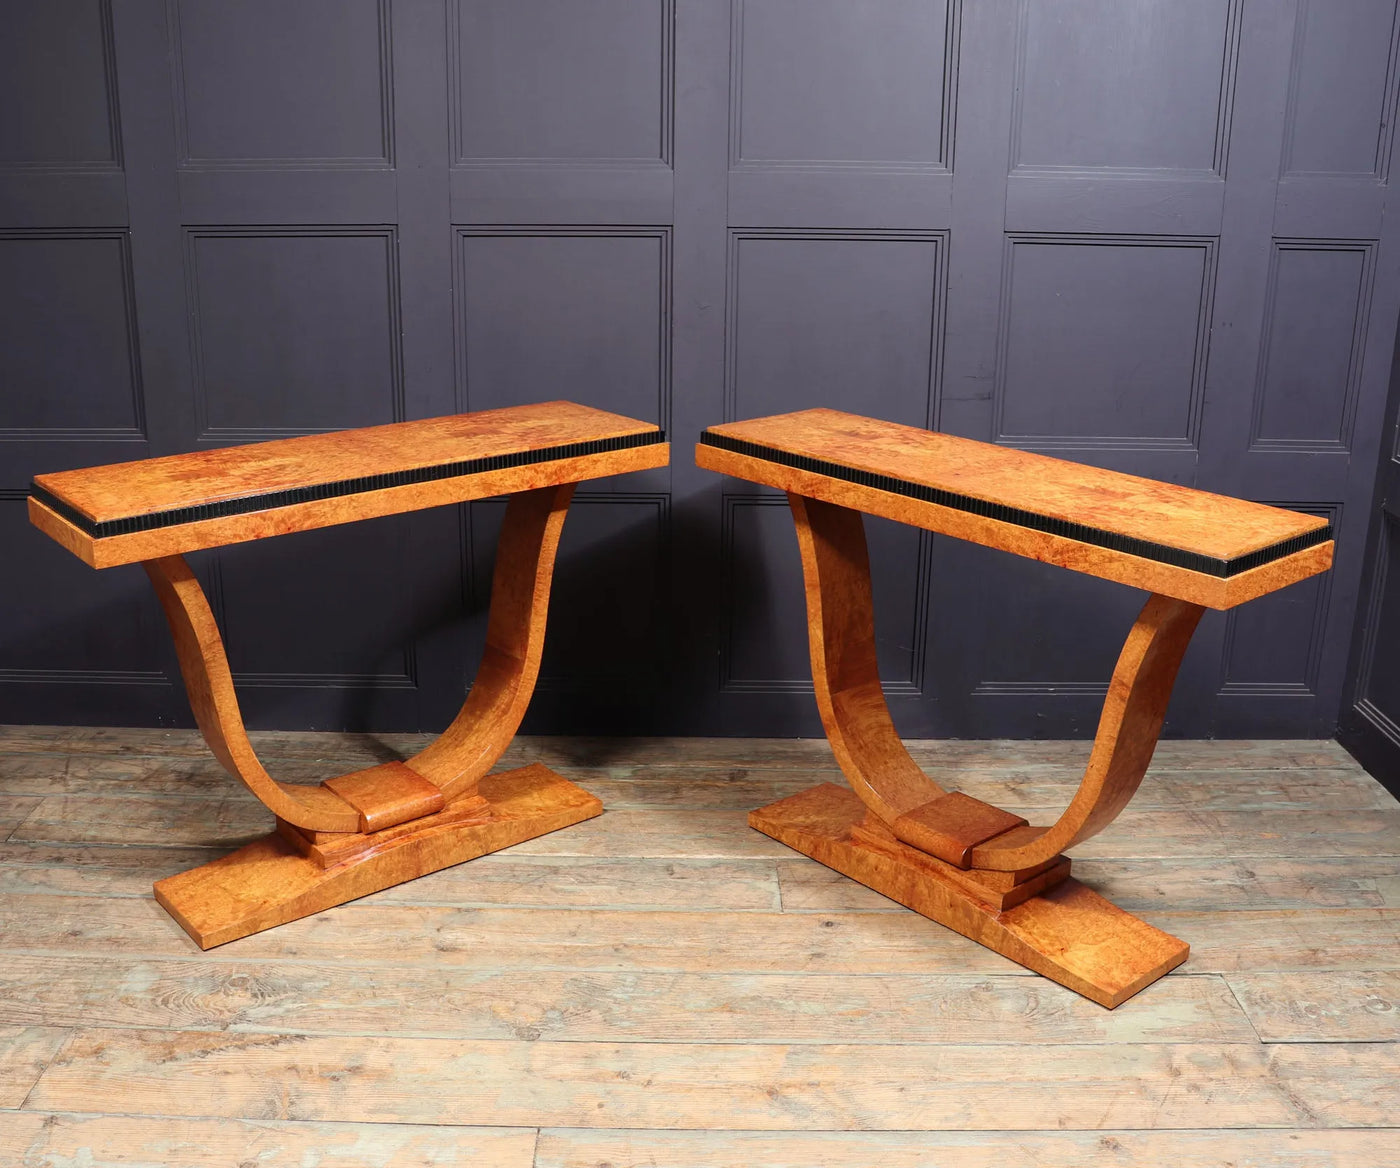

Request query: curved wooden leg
[
  {"left": 149, "top": 484, "right": 601, "bottom": 948},
  {"left": 789, "top": 494, "right": 946, "bottom": 824},
  {"left": 969, "top": 592, "right": 1204, "bottom": 871},
  {"left": 407, "top": 483, "right": 574, "bottom": 799},
  {"left": 144, "top": 554, "right": 362, "bottom": 832},
  {"left": 750, "top": 493, "right": 1206, "bottom": 1007}
]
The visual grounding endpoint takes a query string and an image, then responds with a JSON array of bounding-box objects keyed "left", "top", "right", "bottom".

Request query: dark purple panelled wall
[{"left": 2, "top": 0, "right": 1400, "bottom": 746}]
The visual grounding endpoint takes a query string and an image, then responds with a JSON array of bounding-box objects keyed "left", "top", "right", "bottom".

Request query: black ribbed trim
[
  {"left": 32, "top": 429, "right": 666, "bottom": 540},
  {"left": 700, "top": 430, "right": 1330, "bottom": 579}
]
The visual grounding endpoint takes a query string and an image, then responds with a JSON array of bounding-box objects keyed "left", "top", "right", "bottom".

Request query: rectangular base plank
[
  {"left": 752, "top": 783, "right": 1188, "bottom": 1008},
  {"left": 154, "top": 764, "right": 602, "bottom": 948}
]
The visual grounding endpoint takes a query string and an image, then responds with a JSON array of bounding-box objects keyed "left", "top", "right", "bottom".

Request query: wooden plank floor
[{"left": 0, "top": 727, "right": 1398, "bottom": 1166}]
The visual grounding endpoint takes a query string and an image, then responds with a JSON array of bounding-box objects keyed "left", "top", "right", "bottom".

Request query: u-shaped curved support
[
  {"left": 405, "top": 483, "right": 573, "bottom": 801},
  {"left": 145, "top": 483, "right": 575, "bottom": 831},
  {"left": 790, "top": 494, "right": 946, "bottom": 824},
  {"left": 970, "top": 590, "right": 1203, "bottom": 870},
  {"left": 789, "top": 493, "right": 1205, "bottom": 873}
]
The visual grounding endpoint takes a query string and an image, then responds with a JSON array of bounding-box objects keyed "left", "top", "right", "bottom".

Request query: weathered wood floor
[{"left": 0, "top": 727, "right": 1398, "bottom": 1166}]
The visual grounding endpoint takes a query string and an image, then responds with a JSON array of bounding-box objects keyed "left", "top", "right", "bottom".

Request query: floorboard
[
  {"left": 0, "top": 727, "right": 1395, "bottom": 1166},
  {"left": 532, "top": 1128, "right": 1400, "bottom": 1168}
]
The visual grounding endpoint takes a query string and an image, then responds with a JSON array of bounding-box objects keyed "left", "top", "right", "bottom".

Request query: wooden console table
[
  {"left": 697, "top": 408, "right": 1333, "bottom": 1007},
  {"left": 29, "top": 401, "right": 668, "bottom": 947}
]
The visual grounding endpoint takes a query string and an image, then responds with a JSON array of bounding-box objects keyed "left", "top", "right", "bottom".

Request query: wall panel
[
  {"left": 455, "top": 229, "right": 670, "bottom": 430},
  {"left": 451, "top": 0, "right": 670, "bottom": 165},
  {"left": 1283, "top": 0, "right": 1400, "bottom": 178},
  {"left": 2, "top": 0, "right": 1398, "bottom": 738},
  {"left": 0, "top": 232, "right": 143, "bottom": 439},
  {"left": 171, "top": 0, "right": 391, "bottom": 167},
  {"left": 995, "top": 235, "right": 1214, "bottom": 449},
  {"left": 725, "top": 230, "right": 945, "bottom": 424},
  {"left": 1013, "top": 0, "right": 1240, "bottom": 174},
  {"left": 1252, "top": 241, "right": 1374, "bottom": 450},
  {"left": 733, "top": 0, "right": 952, "bottom": 167},
  {"left": 185, "top": 228, "right": 402, "bottom": 439}
]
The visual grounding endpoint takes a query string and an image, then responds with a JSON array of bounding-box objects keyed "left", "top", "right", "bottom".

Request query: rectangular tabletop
[
  {"left": 697, "top": 409, "right": 1331, "bottom": 609},
  {"left": 32, "top": 401, "right": 667, "bottom": 568}
]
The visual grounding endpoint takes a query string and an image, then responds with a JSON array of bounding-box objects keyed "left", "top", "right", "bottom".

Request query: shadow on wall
[{"left": 465, "top": 491, "right": 679, "bottom": 738}]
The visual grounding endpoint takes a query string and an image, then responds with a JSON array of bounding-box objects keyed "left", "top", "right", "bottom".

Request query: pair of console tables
[{"left": 28, "top": 401, "right": 1332, "bottom": 1007}]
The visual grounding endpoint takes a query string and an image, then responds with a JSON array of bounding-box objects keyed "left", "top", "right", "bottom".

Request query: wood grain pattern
[
  {"left": 1, "top": 732, "right": 1398, "bottom": 1162},
  {"left": 0, "top": 845, "right": 783, "bottom": 911},
  {"left": 13, "top": 843, "right": 1392, "bottom": 915},
  {"left": 277, "top": 793, "right": 493, "bottom": 865},
  {"left": 0, "top": 955, "right": 1256, "bottom": 1044},
  {"left": 30, "top": 401, "right": 667, "bottom": 568},
  {"left": 850, "top": 815, "right": 1071, "bottom": 911},
  {"left": 704, "top": 406, "right": 1331, "bottom": 1006},
  {"left": 143, "top": 553, "right": 362, "bottom": 833},
  {"left": 1, "top": 1113, "right": 538, "bottom": 1167},
  {"left": 155, "top": 764, "right": 602, "bottom": 949},
  {"left": 788, "top": 494, "right": 1207, "bottom": 876},
  {"left": 408, "top": 484, "right": 571, "bottom": 801},
  {"left": 752, "top": 784, "right": 1188, "bottom": 1008},
  {"left": 0, "top": 794, "right": 40, "bottom": 838},
  {"left": 698, "top": 439, "right": 1330, "bottom": 611},
  {"left": 140, "top": 480, "right": 573, "bottom": 833},
  {"left": 0, "top": 722, "right": 1356, "bottom": 768},
  {"left": 2, "top": 751, "right": 1388, "bottom": 812},
  {"left": 1225, "top": 971, "right": 1400, "bottom": 1042},
  {"left": 891, "top": 791, "right": 1028, "bottom": 868},
  {"left": 0, "top": 1026, "right": 68, "bottom": 1109},
  {"left": 28, "top": 407, "right": 662, "bottom": 945},
  {"left": 23, "top": 1028, "right": 1400, "bottom": 1130},
  {"left": 27, "top": 447, "right": 664, "bottom": 571},
  {"left": 698, "top": 408, "right": 1331, "bottom": 601},
  {"left": 5, "top": 892, "right": 1399, "bottom": 977},
  {"left": 13, "top": 1122, "right": 1386, "bottom": 1168},
  {"left": 322, "top": 762, "right": 446, "bottom": 833},
  {"left": 970, "top": 592, "right": 1205, "bottom": 871},
  {"left": 2, "top": 1122, "right": 1376, "bottom": 1168},
  {"left": 779, "top": 854, "right": 1400, "bottom": 913},
  {"left": 123, "top": 479, "right": 607, "bottom": 942},
  {"left": 787, "top": 495, "right": 946, "bottom": 823},
  {"left": 532, "top": 1129, "right": 1400, "bottom": 1168},
  {"left": 16, "top": 795, "right": 1399, "bottom": 862}
]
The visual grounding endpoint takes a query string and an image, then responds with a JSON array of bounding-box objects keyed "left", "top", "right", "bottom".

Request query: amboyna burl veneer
[
  {"left": 29, "top": 400, "right": 668, "bottom": 947},
  {"left": 697, "top": 407, "right": 1333, "bottom": 1007}
]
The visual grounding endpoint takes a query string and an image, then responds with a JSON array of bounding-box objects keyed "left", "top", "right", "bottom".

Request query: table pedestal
[
  {"left": 144, "top": 483, "right": 597, "bottom": 948},
  {"left": 768, "top": 494, "right": 1204, "bottom": 1008},
  {"left": 155, "top": 764, "right": 598, "bottom": 949},
  {"left": 752, "top": 784, "right": 1187, "bottom": 1008}
]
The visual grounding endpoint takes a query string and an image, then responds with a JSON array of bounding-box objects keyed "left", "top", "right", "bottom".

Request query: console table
[
  {"left": 29, "top": 401, "right": 668, "bottom": 947},
  {"left": 697, "top": 408, "right": 1333, "bottom": 1007}
]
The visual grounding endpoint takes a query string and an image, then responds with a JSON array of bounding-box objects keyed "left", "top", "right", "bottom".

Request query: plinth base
[
  {"left": 154, "top": 763, "right": 601, "bottom": 949},
  {"left": 751, "top": 783, "right": 1188, "bottom": 1008}
]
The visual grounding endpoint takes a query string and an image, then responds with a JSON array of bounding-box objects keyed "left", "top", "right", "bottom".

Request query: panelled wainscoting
[{"left": 2, "top": 2, "right": 1400, "bottom": 738}]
